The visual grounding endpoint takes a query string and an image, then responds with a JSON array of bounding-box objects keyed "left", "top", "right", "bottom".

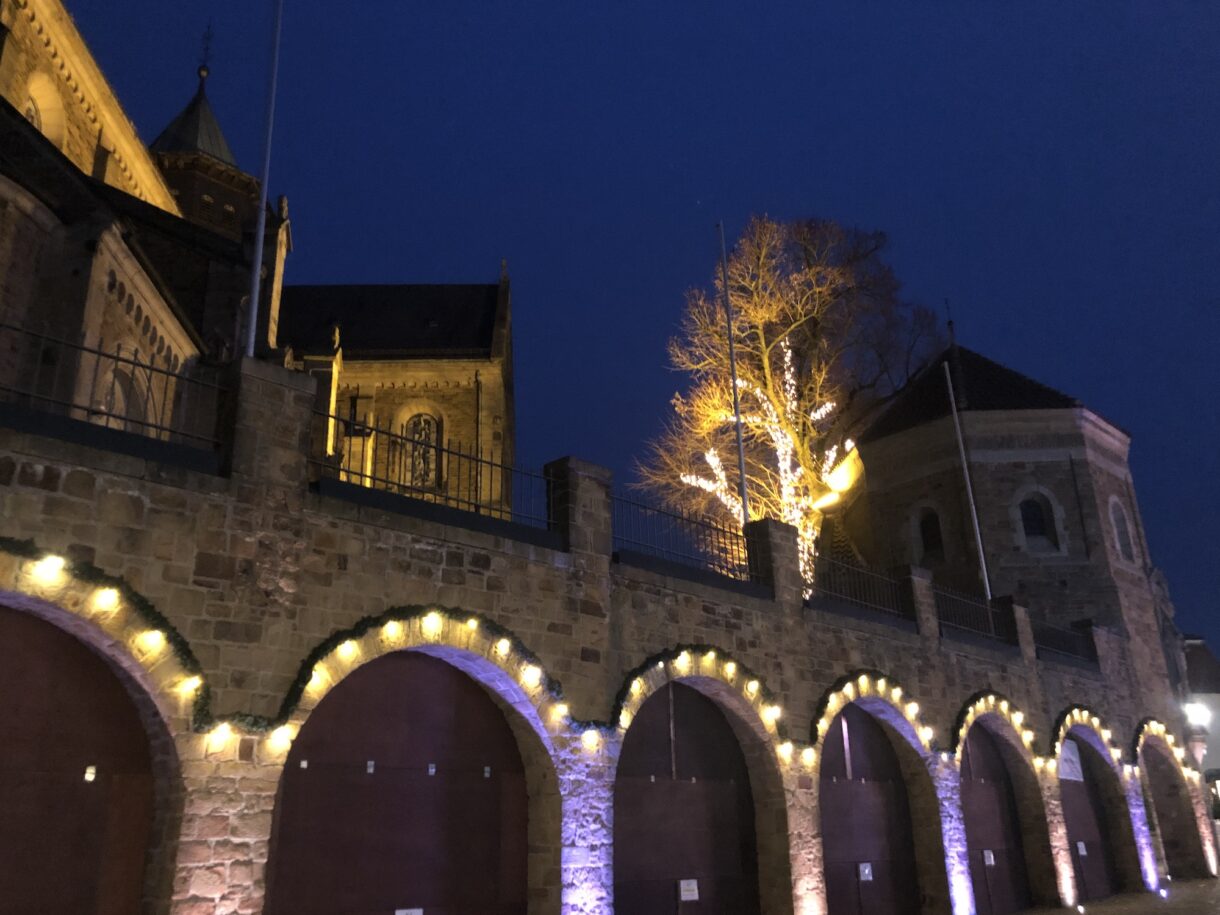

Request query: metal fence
[
  {"left": 1032, "top": 620, "right": 1097, "bottom": 663},
  {"left": 610, "top": 495, "right": 755, "bottom": 582},
  {"left": 934, "top": 586, "right": 1018, "bottom": 643},
  {"left": 309, "top": 410, "right": 551, "bottom": 529},
  {"left": 0, "top": 322, "right": 226, "bottom": 449},
  {"left": 809, "top": 554, "right": 913, "bottom": 619}
]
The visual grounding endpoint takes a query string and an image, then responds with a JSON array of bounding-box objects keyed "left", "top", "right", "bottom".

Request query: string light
[
  {"left": 137, "top": 630, "right": 166, "bottom": 654},
  {"left": 267, "top": 725, "right": 295, "bottom": 753},
  {"left": 495, "top": 638, "right": 511, "bottom": 657},
  {"left": 381, "top": 620, "right": 403, "bottom": 639},
  {"left": 421, "top": 611, "right": 442, "bottom": 639},
  {"left": 206, "top": 722, "right": 233, "bottom": 753},
  {"left": 92, "top": 587, "right": 120, "bottom": 612},
  {"left": 31, "top": 555, "right": 65, "bottom": 584},
  {"left": 581, "top": 729, "right": 600, "bottom": 751},
  {"left": 337, "top": 639, "right": 357, "bottom": 661},
  {"left": 520, "top": 665, "right": 542, "bottom": 689},
  {"left": 550, "top": 703, "right": 569, "bottom": 723},
  {"left": 177, "top": 675, "right": 202, "bottom": 696},
  {"left": 466, "top": 617, "right": 479, "bottom": 630}
]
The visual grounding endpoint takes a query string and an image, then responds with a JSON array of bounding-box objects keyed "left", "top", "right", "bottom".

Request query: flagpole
[
  {"left": 244, "top": 0, "right": 286, "bottom": 358},
  {"left": 718, "top": 222, "right": 750, "bottom": 529},
  {"left": 943, "top": 358, "right": 991, "bottom": 600}
]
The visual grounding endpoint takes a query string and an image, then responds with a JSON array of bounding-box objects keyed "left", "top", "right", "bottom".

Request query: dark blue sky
[{"left": 72, "top": 2, "right": 1219, "bottom": 643}]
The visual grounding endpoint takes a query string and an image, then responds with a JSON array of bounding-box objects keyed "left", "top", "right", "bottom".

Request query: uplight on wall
[{"left": 92, "top": 587, "right": 120, "bottom": 612}]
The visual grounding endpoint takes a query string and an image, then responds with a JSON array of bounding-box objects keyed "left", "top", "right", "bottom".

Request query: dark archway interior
[
  {"left": 614, "top": 681, "right": 761, "bottom": 914},
  {"left": 820, "top": 703, "right": 920, "bottom": 915},
  {"left": 1059, "top": 735, "right": 1120, "bottom": 902},
  {"left": 1142, "top": 743, "right": 1209, "bottom": 879},
  {"left": 0, "top": 606, "right": 156, "bottom": 915},
  {"left": 265, "top": 651, "right": 529, "bottom": 915},
  {"left": 961, "top": 725, "right": 1032, "bottom": 914}
]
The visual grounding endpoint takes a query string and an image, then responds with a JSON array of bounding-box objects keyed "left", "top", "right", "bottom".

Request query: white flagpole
[
  {"left": 718, "top": 222, "right": 750, "bottom": 529},
  {"left": 943, "top": 358, "right": 992, "bottom": 600},
  {"left": 244, "top": 0, "right": 286, "bottom": 358}
]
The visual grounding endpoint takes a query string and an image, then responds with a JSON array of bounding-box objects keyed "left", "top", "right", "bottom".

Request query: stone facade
[{"left": 0, "top": 357, "right": 1214, "bottom": 913}]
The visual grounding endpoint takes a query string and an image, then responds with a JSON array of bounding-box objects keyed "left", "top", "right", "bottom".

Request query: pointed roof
[
  {"left": 859, "top": 345, "right": 1080, "bottom": 443},
  {"left": 150, "top": 66, "right": 237, "bottom": 168}
]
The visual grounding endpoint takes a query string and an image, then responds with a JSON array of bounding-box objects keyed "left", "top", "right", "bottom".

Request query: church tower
[{"left": 150, "top": 65, "right": 260, "bottom": 241}]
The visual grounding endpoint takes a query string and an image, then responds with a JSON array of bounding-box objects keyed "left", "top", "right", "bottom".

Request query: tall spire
[{"left": 149, "top": 57, "right": 237, "bottom": 167}]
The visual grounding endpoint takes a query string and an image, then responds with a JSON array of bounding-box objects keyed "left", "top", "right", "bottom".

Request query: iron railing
[
  {"left": 610, "top": 495, "right": 755, "bottom": 582},
  {"left": 934, "top": 586, "right": 1018, "bottom": 644},
  {"left": 809, "top": 554, "right": 913, "bottom": 620},
  {"left": 0, "top": 322, "right": 225, "bottom": 449},
  {"left": 1032, "top": 620, "right": 1098, "bottom": 663},
  {"left": 309, "top": 410, "right": 551, "bottom": 529}
]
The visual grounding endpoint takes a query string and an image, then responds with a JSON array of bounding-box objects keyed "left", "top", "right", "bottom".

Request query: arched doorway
[
  {"left": 614, "top": 681, "right": 762, "bottom": 913},
  {"left": 820, "top": 704, "right": 920, "bottom": 915},
  {"left": 1058, "top": 732, "right": 1120, "bottom": 902},
  {"left": 961, "top": 725, "right": 1032, "bottom": 914},
  {"left": 265, "top": 651, "right": 536, "bottom": 914},
  {"left": 1140, "top": 740, "right": 1209, "bottom": 879},
  {"left": 0, "top": 606, "right": 159, "bottom": 914}
]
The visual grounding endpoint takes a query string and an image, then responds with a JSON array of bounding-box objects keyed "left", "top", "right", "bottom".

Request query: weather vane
[{"left": 198, "top": 21, "right": 214, "bottom": 80}]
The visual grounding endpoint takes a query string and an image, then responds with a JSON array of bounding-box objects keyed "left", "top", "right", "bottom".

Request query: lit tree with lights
[{"left": 640, "top": 217, "right": 938, "bottom": 589}]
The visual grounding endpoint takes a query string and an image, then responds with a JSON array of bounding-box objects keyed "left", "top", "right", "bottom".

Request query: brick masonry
[{"left": 0, "top": 358, "right": 1215, "bottom": 914}]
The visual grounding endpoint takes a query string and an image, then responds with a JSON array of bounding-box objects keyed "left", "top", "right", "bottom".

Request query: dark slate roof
[
  {"left": 150, "top": 70, "right": 237, "bottom": 168},
  {"left": 279, "top": 284, "right": 501, "bottom": 358},
  {"left": 860, "top": 345, "right": 1080, "bottom": 443},
  {"left": 1186, "top": 640, "right": 1220, "bottom": 694}
]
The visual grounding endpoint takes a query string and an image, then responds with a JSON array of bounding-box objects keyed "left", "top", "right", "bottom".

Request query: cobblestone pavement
[{"left": 1028, "top": 879, "right": 1220, "bottom": 914}]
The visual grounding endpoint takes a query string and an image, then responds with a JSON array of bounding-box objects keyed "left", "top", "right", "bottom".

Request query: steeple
[
  {"left": 150, "top": 61, "right": 259, "bottom": 241},
  {"left": 150, "top": 66, "right": 238, "bottom": 167}
]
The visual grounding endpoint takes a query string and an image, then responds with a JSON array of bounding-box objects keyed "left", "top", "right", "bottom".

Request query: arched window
[
  {"left": 1019, "top": 494, "right": 1059, "bottom": 552},
  {"left": 404, "top": 413, "right": 440, "bottom": 489},
  {"left": 918, "top": 508, "right": 944, "bottom": 564},
  {"left": 1110, "top": 499, "right": 1136, "bottom": 564}
]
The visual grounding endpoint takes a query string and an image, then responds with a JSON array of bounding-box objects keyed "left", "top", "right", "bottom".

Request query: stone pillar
[
  {"left": 993, "top": 595, "right": 1037, "bottom": 663},
  {"left": 745, "top": 518, "right": 802, "bottom": 614},
  {"left": 784, "top": 770, "right": 823, "bottom": 915},
  {"left": 928, "top": 753, "right": 975, "bottom": 915},
  {"left": 1036, "top": 765, "right": 1079, "bottom": 906},
  {"left": 223, "top": 356, "right": 316, "bottom": 485},
  {"left": 1123, "top": 766, "right": 1163, "bottom": 891},
  {"left": 557, "top": 731, "right": 618, "bottom": 915},
  {"left": 908, "top": 567, "right": 939, "bottom": 639},
  {"left": 544, "top": 457, "right": 613, "bottom": 560}
]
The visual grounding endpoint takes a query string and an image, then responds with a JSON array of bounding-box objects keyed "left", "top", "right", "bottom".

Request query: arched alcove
[
  {"left": 1139, "top": 736, "right": 1210, "bottom": 879},
  {"left": 0, "top": 603, "right": 181, "bottom": 914},
  {"left": 24, "top": 71, "right": 66, "bottom": 149},
  {"left": 961, "top": 723, "right": 1034, "bottom": 914},
  {"left": 614, "top": 681, "right": 762, "bottom": 913},
  {"left": 819, "top": 703, "right": 937, "bottom": 915},
  {"left": 264, "top": 649, "right": 560, "bottom": 915},
  {"left": 1058, "top": 729, "right": 1127, "bottom": 902}
]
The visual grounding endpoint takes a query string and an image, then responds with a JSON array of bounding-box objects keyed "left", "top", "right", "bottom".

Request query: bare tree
[{"left": 639, "top": 216, "right": 939, "bottom": 587}]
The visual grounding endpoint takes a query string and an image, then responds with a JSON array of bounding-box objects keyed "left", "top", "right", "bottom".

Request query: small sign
[
  {"left": 1077, "top": 841, "right": 1088, "bottom": 857},
  {"left": 395, "top": 909, "right": 423, "bottom": 915},
  {"left": 859, "top": 862, "right": 873, "bottom": 882},
  {"left": 366, "top": 760, "right": 376, "bottom": 774},
  {"left": 299, "top": 759, "right": 308, "bottom": 769},
  {"left": 484, "top": 766, "right": 492, "bottom": 778},
  {"left": 678, "top": 879, "right": 699, "bottom": 901},
  {"left": 983, "top": 849, "right": 995, "bottom": 867},
  {"left": 428, "top": 763, "right": 436, "bottom": 776}
]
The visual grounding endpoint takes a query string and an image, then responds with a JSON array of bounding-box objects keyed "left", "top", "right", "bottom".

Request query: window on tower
[
  {"left": 1110, "top": 498, "right": 1136, "bottom": 564},
  {"left": 402, "top": 413, "right": 440, "bottom": 490},
  {"left": 1019, "top": 494, "right": 1059, "bottom": 552}
]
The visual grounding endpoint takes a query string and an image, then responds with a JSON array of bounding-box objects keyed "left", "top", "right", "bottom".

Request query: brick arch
[
  {"left": 952, "top": 692, "right": 1060, "bottom": 908},
  {"left": 1052, "top": 707, "right": 1150, "bottom": 897},
  {"left": 810, "top": 672, "right": 955, "bottom": 915},
  {"left": 0, "top": 560, "right": 191, "bottom": 915},
  {"left": 268, "top": 610, "right": 568, "bottom": 913},
  {"left": 613, "top": 646, "right": 795, "bottom": 915},
  {"left": 1134, "top": 721, "right": 1217, "bottom": 880}
]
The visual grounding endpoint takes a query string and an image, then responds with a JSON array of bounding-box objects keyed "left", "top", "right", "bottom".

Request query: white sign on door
[
  {"left": 678, "top": 879, "right": 699, "bottom": 901},
  {"left": 1077, "top": 841, "right": 1088, "bottom": 857},
  {"left": 859, "top": 862, "right": 873, "bottom": 882},
  {"left": 983, "top": 849, "right": 995, "bottom": 867}
]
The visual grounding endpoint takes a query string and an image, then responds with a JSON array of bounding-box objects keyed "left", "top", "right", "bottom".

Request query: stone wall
[{"left": 0, "top": 358, "right": 1214, "bottom": 913}]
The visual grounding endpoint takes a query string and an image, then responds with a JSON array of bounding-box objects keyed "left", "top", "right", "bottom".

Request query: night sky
[{"left": 70, "top": 2, "right": 1219, "bottom": 645}]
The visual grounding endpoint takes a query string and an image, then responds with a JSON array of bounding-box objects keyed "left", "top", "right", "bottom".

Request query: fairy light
[
  {"left": 177, "top": 675, "right": 202, "bottom": 696},
  {"left": 31, "top": 555, "right": 65, "bottom": 584},
  {"left": 746, "top": 679, "right": 759, "bottom": 697},
  {"left": 495, "top": 638, "right": 511, "bottom": 657},
  {"left": 421, "top": 611, "right": 442, "bottom": 639},
  {"left": 620, "top": 708, "right": 633, "bottom": 729},
  {"left": 206, "top": 722, "right": 233, "bottom": 753},
  {"left": 801, "top": 746, "right": 816, "bottom": 767},
  {"left": 777, "top": 741, "right": 793, "bottom": 762},
  {"left": 337, "top": 639, "right": 357, "bottom": 661},
  {"left": 581, "top": 729, "right": 600, "bottom": 751},
  {"left": 92, "top": 587, "right": 120, "bottom": 612},
  {"left": 382, "top": 620, "right": 403, "bottom": 639},
  {"left": 723, "top": 661, "right": 737, "bottom": 679},
  {"left": 550, "top": 703, "right": 569, "bottom": 723},
  {"left": 267, "top": 725, "right": 295, "bottom": 754},
  {"left": 466, "top": 617, "right": 479, "bottom": 630},
  {"left": 675, "top": 651, "right": 691, "bottom": 672},
  {"left": 137, "top": 630, "right": 166, "bottom": 654},
  {"left": 520, "top": 665, "right": 542, "bottom": 689}
]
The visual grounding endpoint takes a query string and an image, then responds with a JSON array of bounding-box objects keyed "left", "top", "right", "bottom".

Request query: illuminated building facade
[{"left": 0, "top": 3, "right": 1214, "bottom": 914}]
